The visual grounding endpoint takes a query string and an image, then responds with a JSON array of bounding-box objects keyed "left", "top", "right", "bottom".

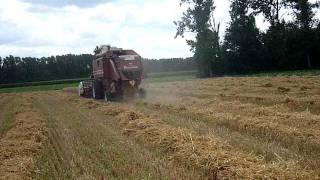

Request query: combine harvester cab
[{"left": 79, "top": 45, "right": 145, "bottom": 101}]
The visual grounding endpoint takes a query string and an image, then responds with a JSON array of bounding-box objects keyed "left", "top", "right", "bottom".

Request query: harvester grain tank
[{"left": 78, "top": 45, "right": 145, "bottom": 101}]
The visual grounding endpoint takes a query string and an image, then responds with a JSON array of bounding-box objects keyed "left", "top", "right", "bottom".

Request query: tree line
[
  {"left": 0, "top": 55, "right": 92, "bottom": 84},
  {"left": 0, "top": 55, "right": 196, "bottom": 84},
  {"left": 142, "top": 57, "right": 196, "bottom": 73},
  {"left": 175, "top": 0, "right": 320, "bottom": 77}
]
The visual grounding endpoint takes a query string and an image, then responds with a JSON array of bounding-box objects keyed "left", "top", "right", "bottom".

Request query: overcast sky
[{"left": 0, "top": 0, "right": 318, "bottom": 59}]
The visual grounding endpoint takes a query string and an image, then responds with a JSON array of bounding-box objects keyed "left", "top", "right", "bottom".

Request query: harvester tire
[
  {"left": 92, "top": 80, "right": 103, "bottom": 99},
  {"left": 104, "top": 90, "right": 112, "bottom": 102},
  {"left": 138, "top": 88, "right": 146, "bottom": 99}
]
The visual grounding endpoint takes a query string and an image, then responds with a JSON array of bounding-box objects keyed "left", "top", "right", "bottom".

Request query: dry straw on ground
[
  {"left": 0, "top": 94, "right": 46, "bottom": 180},
  {"left": 1, "top": 75, "right": 319, "bottom": 179}
]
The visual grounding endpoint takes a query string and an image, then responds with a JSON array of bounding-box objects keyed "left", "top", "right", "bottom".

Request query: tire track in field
[{"left": 34, "top": 92, "right": 197, "bottom": 179}]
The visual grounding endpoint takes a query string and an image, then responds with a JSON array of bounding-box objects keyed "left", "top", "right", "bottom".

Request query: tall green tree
[
  {"left": 262, "top": 21, "right": 288, "bottom": 70},
  {"left": 209, "top": 19, "right": 223, "bottom": 75},
  {"left": 314, "top": 23, "right": 320, "bottom": 67},
  {"left": 175, "top": 0, "right": 219, "bottom": 77},
  {"left": 249, "top": 1, "right": 289, "bottom": 70},
  {"left": 250, "top": 0, "right": 285, "bottom": 26},
  {"left": 288, "top": 0, "right": 315, "bottom": 29},
  {"left": 223, "top": 0, "right": 264, "bottom": 73},
  {"left": 287, "top": 0, "right": 317, "bottom": 68}
]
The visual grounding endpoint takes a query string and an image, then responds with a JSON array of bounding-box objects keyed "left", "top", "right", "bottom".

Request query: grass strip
[
  {"left": 0, "top": 83, "right": 78, "bottom": 93},
  {"left": 0, "top": 96, "right": 16, "bottom": 138}
]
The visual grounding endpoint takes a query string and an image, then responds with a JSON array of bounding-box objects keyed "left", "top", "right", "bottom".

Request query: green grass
[
  {"left": 145, "top": 70, "right": 197, "bottom": 83},
  {"left": 0, "top": 78, "right": 88, "bottom": 89},
  {"left": 147, "top": 70, "right": 197, "bottom": 78},
  {"left": 146, "top": 74, "right": 196, "bottom": 83},
  {"left": 0, "top": 83, "right": 78, "bottom": 93}
]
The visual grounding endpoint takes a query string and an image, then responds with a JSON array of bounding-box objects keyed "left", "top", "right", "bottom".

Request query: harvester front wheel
[
  {"left": 104, "top": 90, "right": 112, "bottom": 102},
  {"left": 92, "top": 80, "right": 103, "bottom": 99},
  {"left": 138, "top": 88, "right": 146, "bottom": 99}
]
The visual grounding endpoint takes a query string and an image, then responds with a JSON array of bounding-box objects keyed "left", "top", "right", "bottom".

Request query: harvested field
[
  {"left": 0, "top": 75, "right": 319, "bottom": 179},
  {"left": 0, "top": 94, "right": 45, "bottom": 179}
]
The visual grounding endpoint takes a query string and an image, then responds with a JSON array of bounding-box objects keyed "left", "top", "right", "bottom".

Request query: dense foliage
[
  {"left": 0, "top": 55, "right": 196, "bottom": 84},
  {"left": 175, "top": 0, "right": 220, "bottom": 77},
  {"left": 223, "top": 0, "right": 265, "bottom": 73},
  {"left": 0, "top": 54, "right": 92, "bottom": 84},
  {"left": 176, "top": 0, "right": 320, "bottom": 76}
]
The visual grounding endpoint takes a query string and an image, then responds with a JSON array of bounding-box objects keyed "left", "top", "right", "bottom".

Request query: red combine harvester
[{"left": 78, "top": 45, "right": 145, "bottom": 101}]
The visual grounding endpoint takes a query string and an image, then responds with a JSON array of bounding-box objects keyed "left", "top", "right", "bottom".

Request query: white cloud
[
  {"left": 0, "top": 0, "right": 192, "bottom": 58},
  {"left": 0, "top": 0, "right": 319, "bottom": 59}
]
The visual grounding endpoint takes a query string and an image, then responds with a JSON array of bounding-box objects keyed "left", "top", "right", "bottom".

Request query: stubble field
[{"left": 0, "top": 75, "right": 320, "bottom": 179}]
